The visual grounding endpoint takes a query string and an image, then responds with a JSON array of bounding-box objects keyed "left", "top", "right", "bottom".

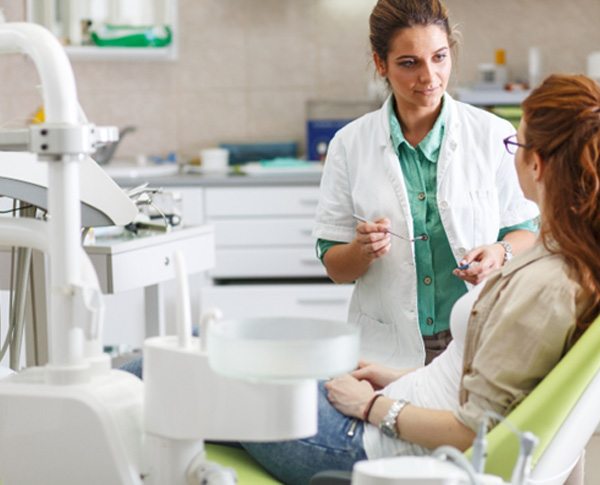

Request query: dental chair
[
  {"left": 482, "top": 312, "right": 600, "bottom": 484},
  {"left": 204, "top": 313, "right": 600, "bottom": 485}
]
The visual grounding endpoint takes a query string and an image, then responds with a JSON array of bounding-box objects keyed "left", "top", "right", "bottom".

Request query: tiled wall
[{"left": 1, "top": 0, "right": 599, "bottom": 161}]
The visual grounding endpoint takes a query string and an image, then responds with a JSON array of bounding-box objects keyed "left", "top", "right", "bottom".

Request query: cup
[{"left": 200, "top": 148, "right": 229, "bottom": 173}]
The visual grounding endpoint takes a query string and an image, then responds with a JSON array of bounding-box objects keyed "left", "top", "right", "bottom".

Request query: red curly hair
[{"left": 522, "top": 74, "right": 600, "bottom": 339}]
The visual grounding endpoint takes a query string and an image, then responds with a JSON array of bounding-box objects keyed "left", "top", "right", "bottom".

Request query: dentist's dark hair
[
  {"left": 369, "top": 0, "right": 457, "bottom": 63},
  {"left": 522, "top": 74, "right": 600, "bottom": 340}
]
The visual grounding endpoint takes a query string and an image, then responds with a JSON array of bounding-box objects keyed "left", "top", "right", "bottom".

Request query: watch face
[{"left": 381, "top": 424, "right": 396, "bottom": 438}]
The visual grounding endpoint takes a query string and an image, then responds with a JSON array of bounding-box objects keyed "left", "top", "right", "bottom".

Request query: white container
[
  {"left": 207, "top": 317, "right": 360, "bottom": 381},
  {"left": 587, "top": 51, "right": 600, "bottom": 82},
  {"left": 200, "top": 148, "right": 229, "bottom": 173},
  {"left": 528, "top": 47, "right": 542, "bottom": 88}
]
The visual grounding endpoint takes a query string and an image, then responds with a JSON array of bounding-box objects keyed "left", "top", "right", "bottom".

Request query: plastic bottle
[{"left": 494, "top": 49, "right": 508, "bottom": 88}]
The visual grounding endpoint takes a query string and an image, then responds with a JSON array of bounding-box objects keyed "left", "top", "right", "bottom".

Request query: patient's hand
[
  {"left": 325, "top": 374, "right": 375, "bottom": 419},
  {"left": 351, "top": 360, "right": 414, "bottom": 390}
]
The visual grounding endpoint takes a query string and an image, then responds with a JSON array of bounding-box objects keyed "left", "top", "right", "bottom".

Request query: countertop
[{"left": 110, "top": 171, "right": 323, "bottom": 188}]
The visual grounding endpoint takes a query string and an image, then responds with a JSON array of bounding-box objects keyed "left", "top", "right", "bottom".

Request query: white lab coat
[{"left": 313, "top": 94, "right": 538, "bottom": 368}]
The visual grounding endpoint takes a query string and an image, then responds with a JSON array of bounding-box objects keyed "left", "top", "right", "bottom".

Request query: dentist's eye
[
  {"left": 398, "top": 60, "right": 416, "bottom": 68},
  {"left": 434, "top": 53, "right": 447, "bottom": 62}
]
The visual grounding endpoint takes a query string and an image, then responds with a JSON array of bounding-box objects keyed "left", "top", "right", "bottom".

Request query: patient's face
[{"left": 515, "top": 120, "right": 536, "bottom": 202}]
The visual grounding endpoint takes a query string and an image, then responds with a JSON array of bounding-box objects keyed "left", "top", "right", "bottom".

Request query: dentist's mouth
[{"left": 415, "top": 86, "right": 439, "bottom": 95}]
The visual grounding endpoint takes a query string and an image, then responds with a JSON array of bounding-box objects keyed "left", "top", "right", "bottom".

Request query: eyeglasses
[{"left": 503, "top": 134, "right": 530, "bottom": 155}]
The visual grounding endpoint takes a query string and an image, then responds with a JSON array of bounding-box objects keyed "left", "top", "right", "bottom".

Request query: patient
[{"left": 240, "top": 74, "right": 600, "bottom": 484}]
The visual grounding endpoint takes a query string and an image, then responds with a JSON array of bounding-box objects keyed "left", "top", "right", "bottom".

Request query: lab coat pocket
[
  {"left": 356, "top": 313, "right": 397, "bottom": 362},
  {"left": 469, "top": 189, "right": 499, "bottom": 247}
]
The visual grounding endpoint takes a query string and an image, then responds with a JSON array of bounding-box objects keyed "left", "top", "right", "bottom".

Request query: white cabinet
[
  {"left": 201, "top": 284, "right": 353, "bottom": 321},
  {"left": 204, "top": 186, "right": 327, "bottom": 280},
  {"left": 197, "top": 184, "right": 352, "bottom": 322}
]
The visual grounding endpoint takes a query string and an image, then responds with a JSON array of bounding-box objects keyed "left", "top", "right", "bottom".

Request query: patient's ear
[{"left": 532, "top": 152, "right": 545, "bottom": 182}]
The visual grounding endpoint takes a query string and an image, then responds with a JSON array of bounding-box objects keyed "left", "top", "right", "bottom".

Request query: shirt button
[
  {"left": 426, "top": 317, "right": 434, "bottom": 325},
  {"left": 423, "top": 276, "right": 432, "bottom": 285},
  {"left": 421, "top": 234, "right": 429, "bottom": 241},
  {"left": 417, "top": 192, "right": 426, "bottom": 201}
]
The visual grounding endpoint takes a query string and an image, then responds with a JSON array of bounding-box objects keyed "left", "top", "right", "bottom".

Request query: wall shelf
[{"left": 26, "top": 0, "right": 178, "bottom": 62}]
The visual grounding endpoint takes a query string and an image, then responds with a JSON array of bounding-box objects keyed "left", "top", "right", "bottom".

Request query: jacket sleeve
[{"left": 312, "top": 132, "right": 356, "bottom": 242}]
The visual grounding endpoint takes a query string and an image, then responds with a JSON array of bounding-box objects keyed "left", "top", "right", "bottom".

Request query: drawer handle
[
  {"left": 300, "top": 258, "right": 321, "bottom": 266},
  {"left": 297, "top": 298, "right": 348, "bottom": 305},
  {"left": 299, "top": 198, "right": 319, "bottom": 206}
]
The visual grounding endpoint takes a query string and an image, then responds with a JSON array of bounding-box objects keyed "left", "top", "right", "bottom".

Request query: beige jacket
[{"left": 456, "top": 243, "right": 587, "bottom": 432}]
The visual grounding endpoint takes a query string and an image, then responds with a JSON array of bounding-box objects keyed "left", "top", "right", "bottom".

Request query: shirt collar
[{"left": 388, "top": 95, "right": 447, "bottom": 163}]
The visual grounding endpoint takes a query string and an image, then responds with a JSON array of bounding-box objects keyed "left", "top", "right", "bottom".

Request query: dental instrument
[{"left": 352, "top": 213, "right": 427, "bottom": 241}]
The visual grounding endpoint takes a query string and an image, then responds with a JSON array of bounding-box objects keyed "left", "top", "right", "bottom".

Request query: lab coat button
[
  {"left": 440, "top": 200, "right": 449, "bottom": 209},
  {"left": 423, "top": 276, "right": 432, "bottom": 285},
  {"left": 458, "top": 247, "right": 466, "bottom": 255},
  {"left": 449, "top": 140, "right": 457, "bottom": 150},
  {"left": 417, "top": 192, "right": 426, "bottom": 201}
]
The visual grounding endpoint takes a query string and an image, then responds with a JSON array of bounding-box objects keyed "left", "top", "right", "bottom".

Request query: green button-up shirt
[
  {"left": 317, "top": 98, "right": 536, "bottom": 336},
  {"left": 389, "top": 98, "right": 465, "bottom": 335}
]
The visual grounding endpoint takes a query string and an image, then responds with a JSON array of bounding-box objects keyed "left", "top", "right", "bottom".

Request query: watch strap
[
  {"left": 497, "top": 240, "right": 513, "bottom": 263},
  {"left": 379, "top": 399, "right": 409, "bottom": 439}
]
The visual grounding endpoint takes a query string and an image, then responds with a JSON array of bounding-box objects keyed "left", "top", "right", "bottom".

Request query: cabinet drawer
[
  {"left": 211, "top": 247, "right": 325, "bottom": 278},
  {"left": 205, "top": 186, "right": 320, "bottom": 217},
  {"left": 200, "top": 283, "right": 353, "bottom": 322},
  {"left": 212, "top": 218, "right": 314, "bottom": 247},
  {"left": 87, "top": 228, "right": 215, "bottom": 293}
]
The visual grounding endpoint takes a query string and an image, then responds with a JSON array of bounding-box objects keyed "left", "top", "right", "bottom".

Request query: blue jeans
[
  {"left": 241, "top": 382, "right": 367, "bottom": 485},
  {"left": 119, "top": 356, "right": 143, "bottom": 379},
  {"left": 119, "top": 362, "right": 367, "bottom": 484}
]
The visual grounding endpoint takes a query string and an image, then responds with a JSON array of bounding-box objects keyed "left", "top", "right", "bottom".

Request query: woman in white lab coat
[
  {"left": 313, "top": 0, "right": 538, "bottom": 367},
  {"left": 245, "top": 73, "right": 600, "bottom": 485}
]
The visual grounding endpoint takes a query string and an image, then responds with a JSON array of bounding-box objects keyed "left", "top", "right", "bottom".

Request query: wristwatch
[
  {"left": 497, "top": 240, "right": 513, "bottom": 264},
  {"left": 379, "top": 399, "right": 410, "bottom": 439}
]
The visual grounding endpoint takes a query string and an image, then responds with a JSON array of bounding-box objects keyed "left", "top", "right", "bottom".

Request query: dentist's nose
[{"left": 418, "top": 61, "right": 434, "bottom": 84}]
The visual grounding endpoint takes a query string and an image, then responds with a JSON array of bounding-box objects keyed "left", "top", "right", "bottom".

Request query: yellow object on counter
[{"left": 31, "top": 106, "right": 44, "bottom": 124}]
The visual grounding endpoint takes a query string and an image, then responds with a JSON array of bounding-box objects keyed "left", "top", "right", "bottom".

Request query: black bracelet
[{"left": 363, "top": 394, "right": 383, "bottom": 422}]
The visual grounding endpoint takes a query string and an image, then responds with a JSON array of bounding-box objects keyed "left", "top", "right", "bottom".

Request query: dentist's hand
[
  {"left": 453, "top": 243, "right": 505, "bottom": 285},
  {"left": 325, "top": 374, "right": 375, "bottom": 419},
  {"left": 352, "top": 217, "right": 392, "bottom": 262}
]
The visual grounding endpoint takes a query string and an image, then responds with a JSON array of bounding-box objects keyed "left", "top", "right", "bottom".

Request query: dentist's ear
[{"left": 373, "top": 52, "right": 387, "bottom": 77}]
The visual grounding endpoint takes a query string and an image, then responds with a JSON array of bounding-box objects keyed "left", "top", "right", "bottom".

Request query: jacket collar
[{"left": 377, "top": 92, "right": 459, "bottom": 148}]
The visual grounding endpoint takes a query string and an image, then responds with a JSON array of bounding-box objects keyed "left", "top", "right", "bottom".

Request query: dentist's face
[{"left": 374, "top": 24, "right": 451, "bottom": 113}]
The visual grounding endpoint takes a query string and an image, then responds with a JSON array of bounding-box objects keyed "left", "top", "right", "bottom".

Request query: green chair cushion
[{"left": 205, "top": 443, "right": 281, "bottom": 484}]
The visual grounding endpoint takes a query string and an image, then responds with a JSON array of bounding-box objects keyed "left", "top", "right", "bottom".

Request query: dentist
[{"left": 313, "top": 0, "right": 538, "bottom": 367}]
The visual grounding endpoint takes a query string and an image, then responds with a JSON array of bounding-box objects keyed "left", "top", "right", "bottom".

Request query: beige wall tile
[
  {"left": 1, "top": 0, "right": 599, "bottom": 160},
  {"left": 246, "top": 88, "right": 314, "bottom": 149},
  {"left": 176, "top": 90, "right": 247, "bottom": 157}
]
